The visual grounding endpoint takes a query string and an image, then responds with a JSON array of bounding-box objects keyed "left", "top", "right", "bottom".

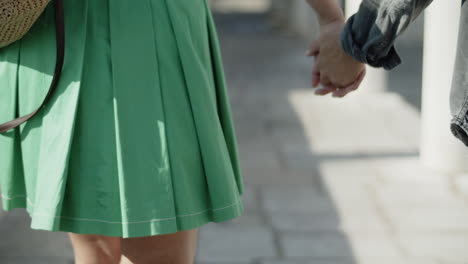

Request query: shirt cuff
[
  {"left": 451, "top": 117, "right": 468, "bottom": 147},
  {"left": 340, "top": 15, "right": 403, "bottom": 70}
]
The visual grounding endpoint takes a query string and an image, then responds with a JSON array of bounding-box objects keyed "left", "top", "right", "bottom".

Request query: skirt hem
[{"left": 1, "top": 194, "right": 244, "bottom": 238}]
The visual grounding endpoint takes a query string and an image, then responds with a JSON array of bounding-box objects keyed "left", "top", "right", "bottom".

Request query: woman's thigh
[{"left": 120, "top": 228, "right": 199, "bottom": 264}]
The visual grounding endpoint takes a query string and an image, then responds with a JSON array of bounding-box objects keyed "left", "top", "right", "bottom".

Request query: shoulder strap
[{"left": 0, "top": 0, "right": 65, "bottom": 134}]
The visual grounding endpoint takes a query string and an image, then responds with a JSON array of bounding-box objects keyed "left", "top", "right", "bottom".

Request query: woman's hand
[{"left": 307, "top": 20, "right": 366, "bottom": 97}]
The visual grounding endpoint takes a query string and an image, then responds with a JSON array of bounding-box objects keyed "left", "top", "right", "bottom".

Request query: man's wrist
[
  {"left": 305, "top": 0, "right": 345, "bottom": 25},
  {"left": 318, "top": 14, "right": 345, "bottom": 26}
]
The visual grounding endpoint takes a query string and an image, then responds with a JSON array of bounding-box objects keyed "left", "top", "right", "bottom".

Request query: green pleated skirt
[{"left": 0, "top": 0, "right": 244, "bottom": 238}]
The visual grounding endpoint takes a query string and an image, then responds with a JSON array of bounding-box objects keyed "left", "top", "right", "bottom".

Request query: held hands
[{"left": 307, "top": 20, "right": 366, "bottom": 98}]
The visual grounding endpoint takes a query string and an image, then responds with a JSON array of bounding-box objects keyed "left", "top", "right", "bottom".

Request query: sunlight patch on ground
[
  {"left": 287, "top": 89, "right": 421, "bottom": 155},
  {"left": 208, "top": 0, "right": 271, "bottom": 13}
]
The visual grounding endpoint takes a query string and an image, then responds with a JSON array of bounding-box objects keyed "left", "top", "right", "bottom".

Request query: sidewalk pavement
[
  {"left": 195, "top": 8, "right": 468, "bottom": 264},
  {"left": 1, "top": 5, "right": 468, "bottom": 264}
]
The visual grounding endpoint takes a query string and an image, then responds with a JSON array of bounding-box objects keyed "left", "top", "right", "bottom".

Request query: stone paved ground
[
  {"left": 1, "top": 2, "right": 468, "bottom": 264},
  {"left": 195, "top": 3, "right": 468, "bottom": 264}
]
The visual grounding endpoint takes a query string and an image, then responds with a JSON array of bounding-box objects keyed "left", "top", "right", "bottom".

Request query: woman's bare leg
[
  {"left": 120, "top": 228, "right": 199, "bottom": 264},
  {"left": 68, "top": 233, "right": 122, "bottom": 264}
]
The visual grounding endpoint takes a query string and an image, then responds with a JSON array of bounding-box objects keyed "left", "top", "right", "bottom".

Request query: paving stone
[
  {"left": 280, "top": 146, "right": 321, "bottom": 170},
  {"left": 265, "top": 97, "right": 309, "bottom": 125},
  {"left": 259, "top": 259, "right": 353, "bottom": 264},
  {"left": 232, "top": 117, "right": 271, "bottom": 135},
  {"left": 240, "top": 185, "right": 260, "bottom": 213},
  {"left": 269, "top": 212, "right": 343, "bottom": 232},
  {"left": 282, "top": 152, "right": 319, "bottom": 171},
  {"left": 371, "top": 157, "right": 446, "bottom": 186},
  {"left": 0, "top": 209, "right": 73, "bottom": 258},
  {"left": 196, "top": 224, "right": 276, "bottom": 262},
  {"left": 260, "top": 185, "right": 336, "bottom": 214},
  {"left": 269, "top": 210, "right": 390, "bottom": 234},
  {"left": 259, "top": 258, "right": 437, "bottom": 264},
  {"left": 385, "top": 207, "right": 468, "bottom": 232},
  {"left": 271, "top": 126, "right": 314, "bottom": 147},
  {"left": 238, "top": 141, "right": 282, "bottom": 170},
  {"left": 280, "top": 232, "right": 355, "bottom": 259},
  {"left": 196, "top": 262, "right": 248, "bottom": 264},
  {"left": 218, "top": 212, "right": 264, "bottom": 227},
  {"left": 280, "top": 232, "right": 402, "bottom": 258},
  {"left": 375, "top": 183, "right": 466, "bottom": 208},
  {"left": 0, "top": 257, "right": 73, "bottom": 264},
  {"left": 354, "top": 258, "right": 437, "bottom": 264},
  {"left": 319, "top": 160, "right": 380, "bottom": 190},
  {"left": 360, "top": 93, "right": 421, "bottom": 148},
  {"left": 234, "top": 113, "right": 271, "bottom": 137},
  {"left": 0, "top": 202, "right": 5, "bottom": 221},
  {"left": 398, "top": 234, "right": 468, "bottom": 262},
  {"left": 242, "top": 168, "right": 319, "bottom": 186},
  {"left": 286, "top": 92, "right": 418, "bottom": 154},
  {"left": 344, "top": 94, "right": 419, "bottom": 139},
  {"left": 315, "top": 161, "right": 382, "bottom": 214},
  {"left": 235, "top": 121, "right": 272, "bottom": 145}
]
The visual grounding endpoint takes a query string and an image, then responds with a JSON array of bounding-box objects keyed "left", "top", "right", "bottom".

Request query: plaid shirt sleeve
[{"left": 340, "top": 0, "right": 434, "bottom": 70}]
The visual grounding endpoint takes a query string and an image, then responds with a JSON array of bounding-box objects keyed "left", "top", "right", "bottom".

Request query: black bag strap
[{"left": 0, "top": 0, "right": 65, "bottom": 134}]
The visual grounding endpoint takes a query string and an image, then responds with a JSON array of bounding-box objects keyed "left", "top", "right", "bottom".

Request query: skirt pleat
[{"left": 0, "top": 0, "right": 244, "bottom": 238}]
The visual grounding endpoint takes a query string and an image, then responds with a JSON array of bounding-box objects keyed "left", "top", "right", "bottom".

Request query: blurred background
[{"left": 2, "top": 0, "right": 468, "bottom": 263}]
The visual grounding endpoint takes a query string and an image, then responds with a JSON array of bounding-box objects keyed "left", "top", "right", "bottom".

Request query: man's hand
[{"left": 307, "top": 20, "right": 366, "bottom": 97}]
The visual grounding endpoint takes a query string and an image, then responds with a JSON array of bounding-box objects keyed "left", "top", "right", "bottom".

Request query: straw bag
[{"left": 0, "top": 0, "right": 65, "bottom": 133}]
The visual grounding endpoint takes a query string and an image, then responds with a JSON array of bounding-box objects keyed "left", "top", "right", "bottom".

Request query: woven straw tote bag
[{"left": 0, "top": 0, "right": 65, "bottom": 133}]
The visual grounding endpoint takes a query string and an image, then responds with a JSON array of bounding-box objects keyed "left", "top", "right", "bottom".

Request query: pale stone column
[
  {"left": 420, "top": 1, "right": 468, "bottom": 172},
  {"left": 269, "top": 0, "right": 319, "bottom": 42},
  {"left": 269, "top": 0, "right": 293, "bottom": 30},
  {"left": 288, "top": 0, "right": 320, "bottom": 42},
  {"left": 345, "top": 0, "right": 387, "bottom": 93}
]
